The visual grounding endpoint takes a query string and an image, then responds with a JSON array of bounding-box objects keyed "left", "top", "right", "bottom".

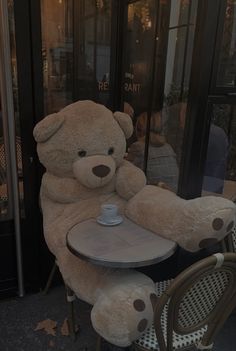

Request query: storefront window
[
  {"left": 126, "top": 0, "right": 198, "bottom": 193},
  {"left": 8, "top": 1, "right": 24, "bottom": 217},
  {"left": 202, "top": 104, "right": 236, "bottom": 200},
  {"left": 124, "top": 0, "right": 156, "bottom": 117},
  {"left": 217, "top": 0, "right": 236, "bottom": 87},
  {"left": 41, "top": 0, "right": 112, "bottom": 114},
  {"left": 0, "top": 0, "right": 24, "bottom": 219},
  {"left": 41, "top": 0, "right": 73, "bottom": 113},
  {"left": 202, "top": 1, "right": 236, "bottom": 200}
]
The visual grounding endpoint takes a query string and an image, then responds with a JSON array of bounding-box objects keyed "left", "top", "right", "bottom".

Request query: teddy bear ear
[
  {"left": 113, "top": 111, "right": 133, "bottom": 139},
  {"left": 33, "top": 113, "right": 65, "bottom": 143}
]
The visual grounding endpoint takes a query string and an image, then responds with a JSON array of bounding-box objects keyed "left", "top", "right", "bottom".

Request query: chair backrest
[
  {"left": 232, "top": 224, "right": 236, "bottom": 251},
  {"left": 222, "top": 202, "right": 236, "bottom": 252},
  {"left": 153, "top": 253, "right": 236, "bottom": 351},
  {"left": 230, "top": 199, "right": 236, "bottom": 252}
]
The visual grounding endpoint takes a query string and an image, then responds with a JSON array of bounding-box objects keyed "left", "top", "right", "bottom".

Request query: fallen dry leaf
[
  {"left": 34, "top": 319, "right": 57, "bottom": 336},
  {"left": 60, "top": 318, "right": 69, "bottom": 336}
]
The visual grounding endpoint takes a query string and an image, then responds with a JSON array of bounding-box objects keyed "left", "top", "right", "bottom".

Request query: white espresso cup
[{"left": 101, "top": 204, "right": 118, "bottom": 223}]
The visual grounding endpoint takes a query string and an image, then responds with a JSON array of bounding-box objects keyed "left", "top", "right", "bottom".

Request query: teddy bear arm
[
  {"left": 42, "top": 173, "right": 83, "bottom": 203},
  {"left": 115, "top": 160, "right": 146, "bottom": 200}
]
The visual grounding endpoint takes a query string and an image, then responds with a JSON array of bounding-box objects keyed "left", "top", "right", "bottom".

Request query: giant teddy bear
[{"left": 33, "top": 100, "right": 236, "bottom": 347}]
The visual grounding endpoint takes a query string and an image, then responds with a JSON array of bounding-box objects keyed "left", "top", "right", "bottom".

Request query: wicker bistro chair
[
  {"left": 222, "top": 198, "right": 236, "bottom": 253},
  {"left": 134, "top": 252, "right": 236, "bottom": 351},
  {"left": 231, "top": 224, "right": 236, "bottom": 251},
  {"left": 221, "top": 222, "right": 236, "bottom": 253},
  {"left": 224, "top": 224, "right": 236, "bottom": 253}
]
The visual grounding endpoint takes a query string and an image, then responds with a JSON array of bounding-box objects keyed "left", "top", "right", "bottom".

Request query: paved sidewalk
[{"left": 0, "top": 285, "right": 235, "bottom": 351}]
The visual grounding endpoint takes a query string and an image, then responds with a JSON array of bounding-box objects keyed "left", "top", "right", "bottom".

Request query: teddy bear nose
[{"left": 92, "top": 164, "right": 110, "bottom": 178}]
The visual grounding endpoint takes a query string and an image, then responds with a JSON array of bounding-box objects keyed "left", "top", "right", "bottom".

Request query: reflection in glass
[
  {"left": 0, "top": 90, "right": 8, "bottom": 218},
  {"left": 161, "top": 0, "right": 198, "bottom": 190},
  {"left": 127, "top": 111, "right": 179, "bottom": 191},
  {"left": 202, "top": 104, "right": 236, "bottom": 200},
  {"left": 126, "top": 0, "right": 198, "bottom": 193},
  {"left": 8, "top": 1, "right": 24, "bottom": 217},
  {"left": 41, "top": 0, "right": 112, "bottom": 114},
  {"left": 77, "top": 0, "right": 112, "bottom": 105},
  {"left": 0, "top": 0, "right": 24, "bottom": 220},
  {"left": 41, "top": 0, "right": 73, "bottom": 113},
  {"left": 169, "top": 0, "right": 191, "bottom": 27},
  {"left": 124, "top": 0, "right": 157, "bottom": 118},
  {"left": 217, "top": 0, "right": 236, "bottom": 87}
]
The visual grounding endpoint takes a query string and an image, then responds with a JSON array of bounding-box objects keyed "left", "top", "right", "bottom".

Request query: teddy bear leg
[
  {"left": 126, "top": 185, "right": 236, "bottom": 252},
  {"left": 180, "top": 196, "right": 236, "bottom": 252},
  {"left": 91, "top": 275, "right": 156, "bottom": 347},
  {"left": 55, "top": 249, "right": 156, "bottom": 347}
]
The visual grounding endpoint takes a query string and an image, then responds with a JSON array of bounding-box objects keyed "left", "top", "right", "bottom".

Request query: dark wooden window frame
[{"left": 9, "top": 0, "right": 234, "bottom": 295}]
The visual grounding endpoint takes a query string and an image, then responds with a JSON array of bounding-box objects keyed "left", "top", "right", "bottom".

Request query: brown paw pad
[
  {"left": 133, "top": 299, "right": 146, "bottom": 312},
  {"left": 212, "top": 218, "right": 224, "bottom": 231}
]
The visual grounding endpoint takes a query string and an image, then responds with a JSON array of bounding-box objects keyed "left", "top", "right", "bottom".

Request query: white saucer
[{"left": 96, "top": 215, "right": 123, "bottom": 226}]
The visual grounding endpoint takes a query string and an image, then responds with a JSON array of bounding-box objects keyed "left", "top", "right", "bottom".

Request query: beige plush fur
[
  {"left": 126, "top": 186, "right": 236, "bottom": 252},
  {"left": 34, "top": 100, "right": 236, "bottom": 346},
  {"left": 34, "top": 100, "right": 153, "bottom": 347}
]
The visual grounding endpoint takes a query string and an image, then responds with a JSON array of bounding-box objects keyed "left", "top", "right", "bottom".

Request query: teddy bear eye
[
  {"left": 78, "top": 150, "right": 87, "bottom": 157},
  {"left": 108, "top": 147, "right": 114, "bottom": 155}
]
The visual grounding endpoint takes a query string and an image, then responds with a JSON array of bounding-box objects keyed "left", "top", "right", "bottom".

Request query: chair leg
[
  {"left": 96, "top": 335, "right": 133, "bottom": 351},
  {"left": 227, "top": 234, "right": 235, "bottom": 252},
  {"left": 220, "top": 238, "right": 228, "bottom": 253},
  {"left": 96, "top": 334, "right": 102, "bottom": 351},
  {"left": 42, "top": 260, "right": 58, "bottom": 295},
  {"left": 196, "top": 341, "right": 214, "bottom": 351},
  {"left": 132, "top": 344, "right": 145, "bottom": 351},
  {"left": 65, "top": 284, "right": 77, "bottom": 341}
]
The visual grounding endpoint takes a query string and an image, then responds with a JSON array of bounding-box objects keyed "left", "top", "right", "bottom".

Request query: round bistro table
[{"left": 66, "top": 217, "right": 177, "bottom": 268}]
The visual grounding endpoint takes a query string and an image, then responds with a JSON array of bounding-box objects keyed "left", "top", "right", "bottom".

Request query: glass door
[
  {"left": 41, "top": 0, "right": 113, "bottom": 114},
  {"left": 6, "top": 0, "right": 232, "bottom": 293},
  {"left": 202, "top": 102, "right": 236, "bottom": 199},
  {"left": 41, "top": 0, "right": 224, "bottom": 200},
  {"left": 202, "top": 0, "right": 236, "bottom": 200},
  {"left": 125, "top": 0, "right": 199, "bottom": 194},
  {"left": 0, "top": 0, "right": 24, "bottom": 297},
  {"left": 41, "top": 0, "right": 233, "bottom": 200}
]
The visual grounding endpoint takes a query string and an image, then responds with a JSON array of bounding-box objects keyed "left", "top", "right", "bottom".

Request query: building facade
[{"left": 0, "top": 0, "right": 236, "bottom": 297}]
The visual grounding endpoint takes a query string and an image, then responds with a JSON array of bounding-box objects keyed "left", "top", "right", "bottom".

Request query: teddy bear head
[{"left": 33, "top": 100, "right": 133, "bottom": 188}]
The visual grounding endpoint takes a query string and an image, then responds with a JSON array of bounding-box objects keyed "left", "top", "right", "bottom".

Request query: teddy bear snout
[
  {"left": 73, "top": 155, "right": 116, "bottom": 188},
  {"left": 92, "top": 164, "right": 110, "bottom": 178}
]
